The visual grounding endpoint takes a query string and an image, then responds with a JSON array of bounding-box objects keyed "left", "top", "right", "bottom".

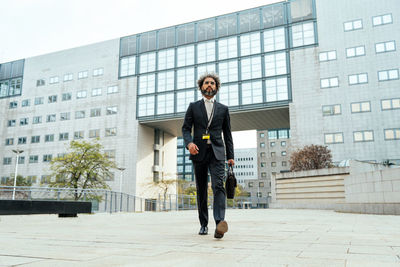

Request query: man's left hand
[{"left": 228, "top": 159, "right": 235, "bottom": 166}]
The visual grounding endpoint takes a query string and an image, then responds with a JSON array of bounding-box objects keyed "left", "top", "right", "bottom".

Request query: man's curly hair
[{"left": 197, "top": 72, "right": 221, "bottom": 91}]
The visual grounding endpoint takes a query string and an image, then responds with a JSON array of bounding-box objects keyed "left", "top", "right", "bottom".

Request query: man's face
[{"left": 201, "top": 77, "right": 217, "bottom": 97}]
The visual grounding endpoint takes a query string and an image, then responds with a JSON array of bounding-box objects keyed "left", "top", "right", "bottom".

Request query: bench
[{"left": 0, "top": 200, "right": 92, "bottom": 217}]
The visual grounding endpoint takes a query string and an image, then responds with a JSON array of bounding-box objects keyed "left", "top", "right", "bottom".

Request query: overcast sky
[{"left": 0, "top": 0, "right": 282, "bottom": 148}]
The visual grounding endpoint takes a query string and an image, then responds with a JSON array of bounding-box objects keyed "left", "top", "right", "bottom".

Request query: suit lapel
[
  {"left": 210, "top": 101, "right": 219, "bottom": 127},
  {"left": 199, "top": 99, "right": 208, "bottom": 126}
]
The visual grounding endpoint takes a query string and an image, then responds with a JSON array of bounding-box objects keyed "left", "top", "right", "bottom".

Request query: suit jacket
[{"left": 182, "top": 99, "right": 234, "bottom": 162}]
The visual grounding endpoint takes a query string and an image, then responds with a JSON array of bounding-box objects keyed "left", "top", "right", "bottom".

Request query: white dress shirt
[
  {"left": 203, "top": 96, "right": 215, "bottom": 144},
  {"left": 203, "top": 96, "right": 215, "bottom": 120}
]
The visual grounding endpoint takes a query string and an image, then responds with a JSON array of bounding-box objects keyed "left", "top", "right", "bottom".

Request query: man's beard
[{"left": 201, "top": 88, "right": 217, "bottom": 97}]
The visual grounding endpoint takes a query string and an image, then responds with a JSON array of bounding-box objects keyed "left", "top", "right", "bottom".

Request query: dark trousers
[{"left": 193, "top": 145, "right": 226, "bottom": 227}]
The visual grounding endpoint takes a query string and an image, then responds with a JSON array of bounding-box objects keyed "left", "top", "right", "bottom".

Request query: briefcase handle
[{"left": 228, "top": 165, "right": 234, "bottom": 174}]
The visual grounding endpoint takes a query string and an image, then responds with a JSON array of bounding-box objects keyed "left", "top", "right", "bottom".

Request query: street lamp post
[
  {"left": 117, "top": 167, "right": 126, "bottom": 193},
  {"left": 12, "top": 149, "right": 24, "bottom": 200}
]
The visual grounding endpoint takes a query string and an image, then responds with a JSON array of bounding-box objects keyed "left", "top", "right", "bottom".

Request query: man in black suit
[{"left": 182, "top": 73, "right": 234, "bottom": 239}]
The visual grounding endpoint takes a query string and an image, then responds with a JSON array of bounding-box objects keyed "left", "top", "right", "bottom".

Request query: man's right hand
[{"left": 188, "top": 143, "right": 199, "bottom": 155}]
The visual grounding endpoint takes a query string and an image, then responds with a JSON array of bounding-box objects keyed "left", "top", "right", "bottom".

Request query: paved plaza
[{"left": 0, "top": 209, "right": 400, "bottom": 266}]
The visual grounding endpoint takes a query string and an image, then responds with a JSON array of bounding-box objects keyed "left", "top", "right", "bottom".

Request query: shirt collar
[{"left": 203, "top": 96, "right": 215, "bottom": 103}]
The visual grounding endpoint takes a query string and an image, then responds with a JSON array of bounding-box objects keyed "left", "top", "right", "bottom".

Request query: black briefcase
[{"left": 225, "top": 165, "right": 237, "bottom": 199}]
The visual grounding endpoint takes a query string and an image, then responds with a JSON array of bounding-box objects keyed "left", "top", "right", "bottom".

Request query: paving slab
[{"left": 0, "top": 209, "right": 399, "bottom": 266}]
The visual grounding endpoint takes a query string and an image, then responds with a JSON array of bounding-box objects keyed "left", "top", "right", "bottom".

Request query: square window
[
  {"left": 35, "top": 97, "right": 44, "bottom": 105},
  {"left": 45, "top": 134, "right": 54, "bottom": 142},
  {"left": 62, "top": 93, "right": 72, "bottom": 101},
  {"left": 74, "top": 131, "right": 84, "bottom": 139},
  {"left": 107, "top": 86, "right": 118, "bottom": 94},
  {"left": 77, "top": 90, "right": 87, "bottom": 99}
]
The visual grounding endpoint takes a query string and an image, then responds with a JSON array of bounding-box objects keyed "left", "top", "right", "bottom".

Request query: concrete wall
[
  {"left": 270, "top": 167, "right": 349, "bottom": 209},
  {"left": 345, "top": 160, "right": 398, "bottom": 203},
  {"left": 270, "top": 160, "right": 400, "bottom": 214}
]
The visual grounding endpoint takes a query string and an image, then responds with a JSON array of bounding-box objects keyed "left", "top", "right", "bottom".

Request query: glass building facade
[
  {"left": 177, "top": 137, "right": 195, "bottom": 182},
  {"left": 119, "top": 0, "right": 317, "bottom": 120},
  {"left": 0, "top": 60, "right": 24, "bottom": 99}
]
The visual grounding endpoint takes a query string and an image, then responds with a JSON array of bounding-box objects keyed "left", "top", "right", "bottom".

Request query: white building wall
[
  {"left": 233, "top": 148, "right": 257, "bottom": 186},
  {"left": 290, "top": 0, "right": 400, "bottom": 163},
  {"left": 0, "top": 39, "right": 145, "bottom": 196}
]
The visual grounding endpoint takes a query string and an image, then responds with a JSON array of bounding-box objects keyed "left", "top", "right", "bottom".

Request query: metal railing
[{"left": 0, "top": 186, "right": 270, "bottom": 213}]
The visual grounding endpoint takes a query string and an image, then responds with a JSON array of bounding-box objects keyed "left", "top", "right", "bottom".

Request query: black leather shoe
[
  {"left": 214, "top": 230, "right": 224, "bottom": 239},
  {"left": 214, "top": 221, "right": 228, "bottom": 239},
  {"left": 198, "top": 226, "right": 208, "bottom": 235}
]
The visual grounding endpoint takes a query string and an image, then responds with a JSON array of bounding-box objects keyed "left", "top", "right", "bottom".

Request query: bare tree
[{"left": 289, "top": 144, "right": 333, "bottom": 171}]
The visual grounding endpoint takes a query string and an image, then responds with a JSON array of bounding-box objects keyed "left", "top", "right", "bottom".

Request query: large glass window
[
  {"left": 0, "top": 78, "right": 22, "bottom": 98},
  {"left": 241, "top": 56, "right": 262, "bottom": 80},
  {"left": 138, "top": 95, "right": 155, "bottom": 117},
  {"left": 218, "top": 37, "right": 237, "bottom": 60},
  {"left": 120, "top": 56, "right": 135, "bottom": 77},
  {"left": 177, "top": 23, "right": 195, "bottom": 45},
  {"left": 197, "top": 41, "right": 215, "bottom": 64},
  {"left": 157, "top": 71, "right": 174, "bottom": 92},
  {"left": 177, "top": 90, "right": 194, "bottom": 112},
  {"left": 158, "top": 49, "right": 175, "bottom": 70},
  {"left": 218, "top": 14, "right": 237, "bottom": 37},
  {"left": 120, "top": 35, "right": 137, "bottom": 57},
  {"left": 140, "top": 31, "right": 156, "bottom": 53},
  {"left": 292, "top": 22, "right": 314, "bottom": 47},
  {"left": 264, "top": 27, "right": 285, "bottom": 52},
  {"left": 177, "top": 45, "right": 195, "bottom": 67},
  {"left": 218, "top": 60, "right": 238, "bottom": 82},
  {"left": 138, "top": 74, "right": 155, "bottom": 95},
  {"left": 218, "top": 84, "right": 239, "bottom": 106},
  {"left": 157, "top": 93, "right": 174, "bottom": 114},
  {"left": 158, "top": 27, "right": 175, "bottom": 49},
  {"left": 198, "top": 19, "right": 215, "bottom": 41},
  {"left": 177, "top": 67, "right": 195, "bottom": 89},
  {"left": 290, "top": 0, "right": 313, "bottom": 22},
  {"left": 240, "top": 32, "right": 261, "bottom": 56},
  {"left": 197, "top": 63, "right": 216, "bottom": 78},
  {"left": 242, "top": 80, "right": 262, "bottom": 105},
  {"left": 265, "top": 52, "right": 287, "bottom": 76},
  {"left": 262, "top": 4, "right": 285, "bottom": 28},
  {"left": 239, "top": 9, "right": 260, "bottom": 33},
  {"left": 139, "top": 52, "right": 156, "bottom": 73},
  {"left": 265, "top": 77, "right": 288, "bottom": 102}
]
